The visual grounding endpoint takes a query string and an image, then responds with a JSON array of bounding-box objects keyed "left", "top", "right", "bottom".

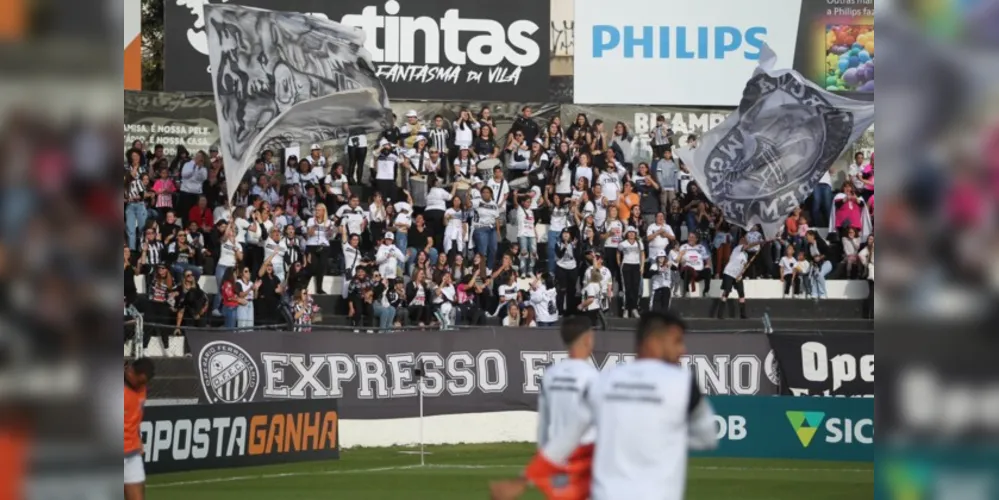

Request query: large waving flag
[
  {"left": 203, "top": 4, "right": 393, "bottom": 204},
  {"left": 675, "top": 45, "right": 874, "bottom": 237}
]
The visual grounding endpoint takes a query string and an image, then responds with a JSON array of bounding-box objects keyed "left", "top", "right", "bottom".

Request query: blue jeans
[
  {"left": 518, "top": 236, "right": 537, "bottom": 275},
  {"left": 222, "top": 305, "right": 238, "bottom": 329},
  {"left": 811, "top": 260, "right": 833, "bottom": 298},
  {"left": 473, "top": 227, "right": 498, "bottom": 270},
  {"left": 125, "top": 202, "right": 148, "bottom": 250},
  {"left": 686, "top": 212, "right": 697, "bottom": 233},
  {"left": 547, "top": 230, "right": 560, "bottom": 274},
  {"left": 810, "top": 184, "right": 833, "bottom": 228},
  {"left": 373, "top": 303, "right": 396, "bottom": 329},
  {"left": 212, "top": 264, "right": 231, "bottom": 312},
  {"left": 395, "top": 231, "right": 408, "bottom": 254}
]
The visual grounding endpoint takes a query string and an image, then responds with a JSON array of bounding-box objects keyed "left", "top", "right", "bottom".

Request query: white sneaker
[
  {"left": 212, "top": 310, "right": 222, "bottom": 317},
  {"left": 622, "top": 310, "right": 630, "bottom": 319},
  {"left": 632, "top": 309, "right": 641, "bottom": 318}
]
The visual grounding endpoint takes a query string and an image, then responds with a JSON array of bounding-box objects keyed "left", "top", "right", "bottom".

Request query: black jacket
[{"left": 511, "top": 116, "right": 540, "bottom": 145}]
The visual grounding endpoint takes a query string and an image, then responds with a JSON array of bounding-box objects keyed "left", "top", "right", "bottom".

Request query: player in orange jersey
[{"left": 125, "top": 358, "right": 155, "bottom": 500}]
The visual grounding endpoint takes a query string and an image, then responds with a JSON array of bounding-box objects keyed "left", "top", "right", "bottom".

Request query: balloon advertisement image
[
  {"left": 792, "top": 0, "right": 874, "bottom": 99},
  {"left": 824, "top": 25, "right": 874, "bottom": 93}
]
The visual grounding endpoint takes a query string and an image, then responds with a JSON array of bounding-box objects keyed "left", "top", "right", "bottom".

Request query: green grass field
[{"left": 147, "top": 443, "right": 873, "bottom": 499}]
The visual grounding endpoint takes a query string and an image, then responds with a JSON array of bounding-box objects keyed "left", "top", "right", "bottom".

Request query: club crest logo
[
  {"left": 198, "top": 341, "right": 259, "bottom": 403},
  {"left": 704, "top": 72, "right": 856, "bottom": 230}
]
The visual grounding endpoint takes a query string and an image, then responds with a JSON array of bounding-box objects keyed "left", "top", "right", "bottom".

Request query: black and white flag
[
  {"left": 675, "top": 45, "right": 875, "bottom": 237},
  {"left": 203, "top": 4, "right": 393, "bottom": 203}
]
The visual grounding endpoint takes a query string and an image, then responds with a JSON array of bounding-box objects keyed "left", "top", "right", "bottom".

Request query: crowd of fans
[{"left": 123, "top": 105, "right": 875, "bottom": 342}]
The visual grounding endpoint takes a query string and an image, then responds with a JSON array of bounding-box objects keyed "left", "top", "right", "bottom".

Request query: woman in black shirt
[{"left": 255, "top": 255, "right": 284, "bottom": 326}]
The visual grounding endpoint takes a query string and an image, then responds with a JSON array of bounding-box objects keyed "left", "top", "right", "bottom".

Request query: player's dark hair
[
  {"left": 635, "top": 311, "right": 687, "bottom": 346},
  {"left": 560, "top": 316, "right": 593, "bottom": 346},
  {"left": 131, "top": 357, "right": 156, "bottom": 380}
]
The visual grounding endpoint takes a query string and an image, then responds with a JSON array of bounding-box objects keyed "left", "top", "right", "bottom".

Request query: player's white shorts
[{"left": 124, "top": 455, "right": 146, "bottom": 484}]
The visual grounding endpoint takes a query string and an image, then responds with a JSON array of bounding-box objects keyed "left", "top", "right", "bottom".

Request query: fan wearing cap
[
  {"left": 373, "top": 138, "right": 402, "bottom": 202},
  {"left": 406, "top": 135, "right": 431, "bottom": 177},
  {"left": 453, "top": 146, "right": 475, "bottom": 182},
  {"left": 646, "top": 249, "right": 677, "bottom": 313},
  {"left": 399, "top": 109, "right": 428, "bottom": 149},
  {"left": 617, "top": 226, "right": 645, "bottom": 318},
  {"left": 375, "top": 231, "right": 406, "bottom": 282},
  {"left": 678, "top": 233, "right": 711, "bottom": 297},
  {"left": 306, "top": 143, "right": 327, "bottom": 177}
]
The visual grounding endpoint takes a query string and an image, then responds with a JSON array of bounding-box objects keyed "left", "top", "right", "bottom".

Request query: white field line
[{"left": 149, "top": 463, "right": 872, "bottom": 488}]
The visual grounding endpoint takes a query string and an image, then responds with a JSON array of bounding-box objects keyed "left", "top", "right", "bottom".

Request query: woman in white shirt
[
  {"left": 616, "top": 227, "right": 645, "bottom": 318},
  {"left": 453, "top": 147, "right": 474, "bottom": 182},
  {"left": 601, "top": 205, "right": 625, "bottom": 296},
  {"left": 645, "top": 250, "right": 674, "bottom": 313},
  {"left": 305, "top": 203, "right": 335, "bottom": 294},
  {"left": 552, "top": 154, "right": 573, "bottom": 199},
  {"left": 368, "top": 191, "right": 388, "bottom": 243},
  {"left": 574, "top": 152, "right": 594, "bottom": 187},
  {"left": 841, "top": 226, "right": 863, "bottom": 279},
  {"left": 324, "top": 162, "right": 351, "bottom": 208},
  {"left": 516, "top": 196, "right": 538, "bottom": 277},
  {"left": 407, "top": 136, "right": 432, "bottom": 176},
  {"left": 443, "top": 195, "right": 468, "bottom": 257},
  {"left": 212, "top": 227, "right": 243, "bottom": 315},
  {"left": 679, "top": 233, "right": 711, "bottom": 297},
  {"left": 554, "top": 228, "right": 578, "bottom": 314},
  {"left": 714, "top": 235, "right": 764, "bottom": 319},
  {"left": 424, "top": 175, "right": 455, "bottom": 248},
  {"left": 235, "top": 266, "right": 260, "bottom": 328},
  {"left": 493, "top": 272, "right": 520, "bottom": 319},
  {"left": 452, "top": 109, "right": 479, "bottom": 152},
  {"left": 578, "top": 268, "right": 605, "bottom": 329},
  {"left": 545, "top": 192, "right": 569, "bottom": 275},
  {"left": 502, "top": 302, "right": 523, "bottom": 327},
  {"left": 529, "top": 276, "right": 559, "bottom": 327}
]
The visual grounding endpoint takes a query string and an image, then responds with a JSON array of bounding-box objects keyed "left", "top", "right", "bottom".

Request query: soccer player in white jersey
[
  {"left": 491, "top": 316, "right": 598, "bottom": 500},
  {"left": 492, "top": 312, "right": 719, "bottom": 500}
]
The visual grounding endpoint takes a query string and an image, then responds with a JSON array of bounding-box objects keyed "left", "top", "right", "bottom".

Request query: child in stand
[
  {"left": 792, "top": 251, "right": 812, "bottom": 299},
  {"left": 645, "top": 250, "right": 674, "bottom": 312},
  {"left": 779, "top": 246, "right": 797, "bottom": 298}
]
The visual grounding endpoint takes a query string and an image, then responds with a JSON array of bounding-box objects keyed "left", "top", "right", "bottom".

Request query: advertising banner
[
  {"left": 124, "top": 0, "right": 141, "bottom": 90},
  {"left": 701, "top": 395, "right": 873, "bottom": 462},
  {"left": 124, "top": 91, "right": 220, "bottom": 155},
  {"left": 164, "top": 0, "right": 550, "bottom": 102},
  {"left": 573, "top": 0, "right": 874, "bottom": 106},
  {"left": 768, "top": 333, "right": 874, "bottom": 397},
  {"left": 186, "top": 328, "right": 778, "bottom": 417},
  {"left": 141, "top": 399, "right": 340, "bottom": 474}
]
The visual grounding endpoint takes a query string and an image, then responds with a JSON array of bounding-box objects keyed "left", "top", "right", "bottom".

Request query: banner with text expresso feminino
[
  {"left": 186, "top": 328, "right": 779, "bottom": 418},
  {"left": 163, "top": 0, "right": 550, "bottom": 101}
]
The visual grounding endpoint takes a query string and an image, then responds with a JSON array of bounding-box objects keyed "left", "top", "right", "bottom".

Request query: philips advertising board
[{"left": 573, "top": 0, "right": 802, "bottom": 106}]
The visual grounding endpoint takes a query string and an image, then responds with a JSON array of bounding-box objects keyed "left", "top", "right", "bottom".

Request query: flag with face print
[{"left": 675, "top": 44, "right": 874, "bottom": 237}]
